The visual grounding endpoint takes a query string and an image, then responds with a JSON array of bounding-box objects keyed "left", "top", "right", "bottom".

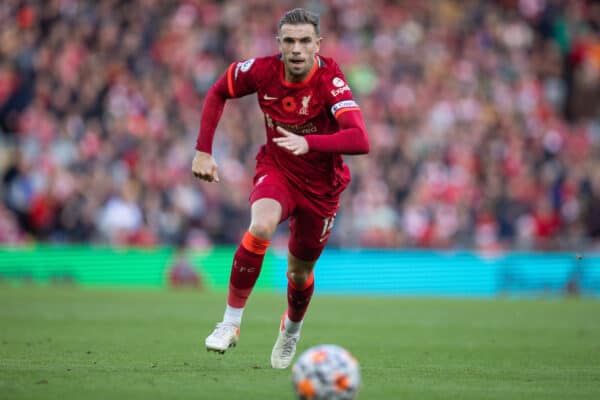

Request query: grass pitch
[{"left": 0, "top": 285, "right": 599, "bottom": 399}]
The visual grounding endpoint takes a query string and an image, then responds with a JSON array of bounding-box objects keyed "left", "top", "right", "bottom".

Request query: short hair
[{"left": 278, "top": 8, "right": 320, "bottom": 36}]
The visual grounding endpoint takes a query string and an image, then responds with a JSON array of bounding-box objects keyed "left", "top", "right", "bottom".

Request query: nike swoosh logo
[{"left": 263, "top": 94, "right": 278, "bottom": 100}]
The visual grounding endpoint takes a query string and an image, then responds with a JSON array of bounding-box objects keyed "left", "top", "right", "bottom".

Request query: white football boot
[
  {"left": 270, "top": 316, "right": 300, "bottom": 369},
  {"left": 205, "top": 322, "right": 240, "bottom": 354}
]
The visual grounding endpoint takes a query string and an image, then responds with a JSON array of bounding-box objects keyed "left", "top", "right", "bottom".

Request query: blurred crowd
[{"left": 1, "top": 0, "right": 600, "bottom": 251}]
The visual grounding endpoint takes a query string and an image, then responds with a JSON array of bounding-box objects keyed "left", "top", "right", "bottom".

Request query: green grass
[{"left": 0, "top": 285, "right": 599, "bottom": 399}]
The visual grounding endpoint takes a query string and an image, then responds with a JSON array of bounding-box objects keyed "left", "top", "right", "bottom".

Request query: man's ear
[{"left": 315, "top": 36, "right": 322, "bottom": 52}]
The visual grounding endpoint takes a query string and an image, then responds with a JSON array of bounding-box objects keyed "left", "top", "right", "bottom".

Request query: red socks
[
  {"left": 287, "top": 272, "right": 314, "bottom": 322},
  {"left": 227, "top": 230, "right": 314, "bottom": 325},
  {"left": 227, "top": 231, "right": 270, "bottom": 308}
]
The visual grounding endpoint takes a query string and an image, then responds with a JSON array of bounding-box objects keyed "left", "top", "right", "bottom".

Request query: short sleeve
[
  {"left": 323, "top": 66, "right": 361, "bottom": 119},
  {"left": 225, "top": 58, "right": 259, "bottom": 98}
]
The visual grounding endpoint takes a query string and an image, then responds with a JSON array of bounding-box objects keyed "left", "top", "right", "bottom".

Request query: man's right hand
[{"left": 192, "top": 151, "right": 220, "bottom": 183}]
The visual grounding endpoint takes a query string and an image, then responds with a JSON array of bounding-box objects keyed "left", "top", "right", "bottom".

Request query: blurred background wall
[
  {"left": 1, "top": 0, "right": 600, "bottom": 292},
  {"left": 2, "top": 245, "right": 599, "bottom": 296}
]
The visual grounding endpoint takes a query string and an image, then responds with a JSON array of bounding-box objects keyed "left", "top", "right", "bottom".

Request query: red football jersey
[{"left": 224, "top": 54, "right": 361, "bottom": 198}]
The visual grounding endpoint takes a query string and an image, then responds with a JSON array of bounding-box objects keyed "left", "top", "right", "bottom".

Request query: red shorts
[{"left": 249, "top": 163, "right": 339, "bottom": 261}]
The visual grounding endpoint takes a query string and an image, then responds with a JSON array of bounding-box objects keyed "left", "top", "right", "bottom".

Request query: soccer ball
[{"left": 291, "top": 344, "right": 361, "bottom": 400}]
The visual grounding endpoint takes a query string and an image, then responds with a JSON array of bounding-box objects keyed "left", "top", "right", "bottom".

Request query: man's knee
[
  {"left": 249, "top": 198, "right": 282, "bottom": 239},
  {"left": 249, "top": 219, "right": 278, "bottom": 240},
  {"left": 287, "top": 253, "right": 316, "bottom": 289},
  {"left": 287, "top": 270, "right": 312, "bottom": 288}
]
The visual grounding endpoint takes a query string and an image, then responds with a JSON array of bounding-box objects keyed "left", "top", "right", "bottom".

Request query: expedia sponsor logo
[
  {"left": 331, "top": 100, "right": 358, "bottom": 115},
  {"left": 330, "top": 85, "right": 350, "bottom": 97}
]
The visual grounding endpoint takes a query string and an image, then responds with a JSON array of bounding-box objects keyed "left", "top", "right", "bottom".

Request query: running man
[{"left": 192, "top": 8, "right": 370, "bottom": 369}]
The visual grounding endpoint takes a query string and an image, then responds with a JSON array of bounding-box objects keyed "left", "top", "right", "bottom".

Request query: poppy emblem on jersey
[{"left": 282, "top": 96, "right": 297, "bottom": 112}]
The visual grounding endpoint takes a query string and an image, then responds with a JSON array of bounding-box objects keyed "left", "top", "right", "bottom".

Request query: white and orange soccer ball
[{"left": 291, "top": 344, "right": 361, "bottom": 400}]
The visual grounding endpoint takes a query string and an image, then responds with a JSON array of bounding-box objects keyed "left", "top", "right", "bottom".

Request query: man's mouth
[{"left": 290, "top": 59, "right": 304, "bottom": 66}]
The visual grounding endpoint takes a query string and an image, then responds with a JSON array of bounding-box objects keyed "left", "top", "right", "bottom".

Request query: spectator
[{"left": 0, "top": 0, "right": 599, "bottom": 251}]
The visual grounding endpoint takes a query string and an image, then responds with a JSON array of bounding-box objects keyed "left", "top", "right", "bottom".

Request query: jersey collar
[{"left": 280, "top": 55, "right": 322, "bottom": 88}]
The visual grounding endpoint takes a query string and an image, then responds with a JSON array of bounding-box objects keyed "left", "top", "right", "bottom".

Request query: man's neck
[{"left": 284, "top": 57, "right": 316, "bottom": 83}]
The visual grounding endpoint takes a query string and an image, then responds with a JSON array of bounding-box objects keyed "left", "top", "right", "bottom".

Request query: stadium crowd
[{"left": 1, "top": 0, "right": 599, "bottom": 251}]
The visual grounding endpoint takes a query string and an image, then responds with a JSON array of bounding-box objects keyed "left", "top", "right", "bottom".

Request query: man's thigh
[
  {"left": 249, "top": 166, "right": 294, "bottom": 222},
  {"left": 288, "top": 197, "right": 339, "bottom": 262}
]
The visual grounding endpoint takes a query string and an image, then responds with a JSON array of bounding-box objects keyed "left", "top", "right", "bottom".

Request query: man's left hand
[{"left": 273, "top": 126, "right": 309, "bottom": 155}]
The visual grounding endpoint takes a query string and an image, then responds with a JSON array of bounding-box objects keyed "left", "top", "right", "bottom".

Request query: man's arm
[
  {"left": 193, "top": 60, "right": 260, "bottom": 181},
  {"left": 192, "top": 72, "right": 228, "bottom": 182},
  {"left": 273, "top": 64, "right": 370, "bottom": 155},
  {"left": 273, "top": 111, "right": 369, "bottom": 156},
  {"left": 195, "top": 72, "right": 230, "bottom": 154},
  {"left": 192, "top": 71, "right": 230, "bottom": 182},
  {"left": 304, "top": 110, "right": 370, "bottom": 154},
  {"left": 195, "top": 59, "right": 258, "bottom": 153},
  {"left": 300, "top": 64, "right": 370, "bottom": 155}
]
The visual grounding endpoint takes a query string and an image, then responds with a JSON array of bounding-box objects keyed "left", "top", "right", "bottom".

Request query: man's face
[{"left": 278, "top": 23, "right": 321, "bottom": 82}]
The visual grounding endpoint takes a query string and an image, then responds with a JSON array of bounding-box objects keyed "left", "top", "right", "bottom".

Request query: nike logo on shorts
[{"left": 256, "top": 175, "right": 268, "bottom": 185}]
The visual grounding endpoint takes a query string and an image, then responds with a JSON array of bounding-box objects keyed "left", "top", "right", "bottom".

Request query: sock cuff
[
  {"left": 223, "top": 304, "right": 244, "bottom": 326},
  {"left": 284, "top": 313, "right": 304, "bottom": 331},
  {"left": 227, "top": 283, "right": 253, "bottom": 308},
  {"left": 287, "top": 271, "right": 314, "bottom": 290},
  {"left": 241, "top": 231, "right": 270, "bottom": 255}
]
